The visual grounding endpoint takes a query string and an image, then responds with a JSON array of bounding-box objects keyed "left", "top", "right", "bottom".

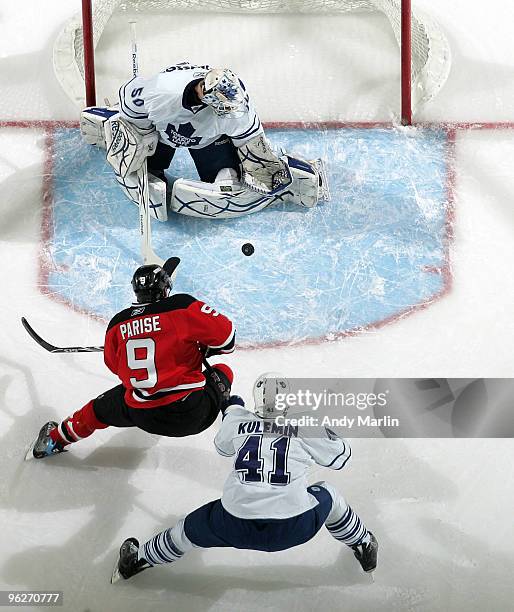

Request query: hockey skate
[
  {"left": 25, "top": 421, "right": 66, "bottom": 461},
  {"left": 111, "top": 538, "right": 151, "bottom": 584},
  {"left": 351, "top": 532, "right": 378, "bottom": 573}
]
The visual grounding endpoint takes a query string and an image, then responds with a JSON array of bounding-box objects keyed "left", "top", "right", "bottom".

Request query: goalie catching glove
[
  {"left": 237, "top": 135, "right": 291, "bottom": 194},
  {"left": 237, "top": 135, "right": 328, "bottom": 208}
]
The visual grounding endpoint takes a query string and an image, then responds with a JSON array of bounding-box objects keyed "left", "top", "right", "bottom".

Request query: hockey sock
[
  {"left": 326, "top": 506, "right": 371, "bottom": 547},
  {"left": 319, "top": 481, "right": 371, "bottom": 547},
  {"left": 140, "top": 518, "right": 194, "bottom": 566},
  {"left": 50, "top": 400, "right": 108, "bottom": 446}
]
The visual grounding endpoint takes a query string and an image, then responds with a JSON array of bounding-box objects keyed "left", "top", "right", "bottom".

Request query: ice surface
[
  {"left": 1, "top": 2, "right": 514, "bottom": 611},
  {"left": 47, "top": 126, "right": 449, "bottom": 346}
]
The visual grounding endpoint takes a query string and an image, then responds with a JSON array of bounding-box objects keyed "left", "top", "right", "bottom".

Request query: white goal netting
[{"left": 54, "top": 0, "right": 450, "bottom": 120}]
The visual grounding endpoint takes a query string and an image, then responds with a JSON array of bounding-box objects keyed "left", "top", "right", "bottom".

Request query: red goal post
[{"left": 55, "top": 0, "right": 451, "bottom": 125}]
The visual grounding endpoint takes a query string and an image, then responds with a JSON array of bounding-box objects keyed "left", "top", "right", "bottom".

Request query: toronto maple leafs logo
[
  {"left": 218, "top": 76, "right": 239, "bottom": 100},
  {"left": 164, "top": 122, "right": 202, "bottom": 147}
]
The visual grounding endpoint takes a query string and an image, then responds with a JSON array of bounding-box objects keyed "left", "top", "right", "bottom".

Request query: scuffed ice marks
[{"left": 46, "top": 127, "right": 450, "bottom": 345}]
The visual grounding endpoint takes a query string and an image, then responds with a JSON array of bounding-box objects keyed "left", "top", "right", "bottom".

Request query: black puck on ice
[{"left": 242, "top": 243, "right": 255, "bottom": 256}]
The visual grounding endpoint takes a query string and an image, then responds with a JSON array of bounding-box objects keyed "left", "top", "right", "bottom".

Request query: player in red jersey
[{"left": 29, "top": 258, "right": 235, "bottom": 459}]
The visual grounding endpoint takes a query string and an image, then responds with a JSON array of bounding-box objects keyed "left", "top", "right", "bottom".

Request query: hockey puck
[{"left": 242, "top": 243, "right": 255, "bottom": 256}]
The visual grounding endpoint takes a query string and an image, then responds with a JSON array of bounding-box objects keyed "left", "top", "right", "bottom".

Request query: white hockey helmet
[
  {"left": 201, "top": 68, "right": 248, "bottom": 116},
  {"left": 253, "top": 372, "right": 291, "bottom": 419}
]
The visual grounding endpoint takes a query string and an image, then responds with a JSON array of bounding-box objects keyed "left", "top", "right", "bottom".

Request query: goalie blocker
[{"left": 81, "top": 106, "right": 168, "bottom": 222}]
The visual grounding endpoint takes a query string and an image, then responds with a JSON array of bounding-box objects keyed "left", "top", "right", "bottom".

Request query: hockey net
[{"left": 54, "top": 0, "right": 451, "bottom": 123}]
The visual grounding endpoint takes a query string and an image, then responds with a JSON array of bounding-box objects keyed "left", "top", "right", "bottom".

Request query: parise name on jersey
[{"left": 119, "top": 315, "right": 161, "bottom": 340}]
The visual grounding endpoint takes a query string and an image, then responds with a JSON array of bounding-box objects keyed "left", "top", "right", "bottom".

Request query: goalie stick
[
  {"left": 130, "top": 20, "right": 164, "bottom": 267},
  {"left": 138, "top": 161, "right": 163, "bottom": 266}
]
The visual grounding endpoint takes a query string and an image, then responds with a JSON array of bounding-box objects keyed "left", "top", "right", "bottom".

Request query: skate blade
[
  {"left": 24, "top": 441, "right": 36, "bottom": 462},
  {"left": 24, "top": 444, "right": 67, "bottom": 462},
  {"left": 110, "top": 560, "right": 122, "bottom": 584}
]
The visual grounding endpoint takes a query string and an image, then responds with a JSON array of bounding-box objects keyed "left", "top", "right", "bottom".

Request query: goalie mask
[
  {"left": 201, "top": 69, "right": 248, "bottom": 116},
  {"left": 253, "top": 372, "right": 291, "bottom": 419},
  {"left": 131, "top": 264, "right": 172, "bottom": 304}
]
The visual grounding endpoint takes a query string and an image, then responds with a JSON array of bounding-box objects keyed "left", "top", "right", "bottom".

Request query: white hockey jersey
[
  {"left": 214, "top": 404, "right": 352, "bottom": 520},
  {"left": 118, "top": 62, "right": 264, "bottom": 150}
]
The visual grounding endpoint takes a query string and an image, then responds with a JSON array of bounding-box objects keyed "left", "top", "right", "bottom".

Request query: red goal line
[{"left": 1, "top": 120, "right": 514, "bottom": 131}]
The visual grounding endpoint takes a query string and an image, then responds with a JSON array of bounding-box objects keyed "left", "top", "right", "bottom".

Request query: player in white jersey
[
  {"left": 119, "top": 63, "right": 263, "bottom": 160},
  {"left": 111, "top": 373, "right": 378, "bottom": 583},
  {"left": 81, "top": 63, "right": 328, "bottom": 220}
]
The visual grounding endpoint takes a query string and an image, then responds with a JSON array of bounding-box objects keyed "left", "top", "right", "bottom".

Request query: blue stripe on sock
[
  {"left": 327, "top": 506, "right": 368, "bottom": 546},
  {"left": 143, "top": 529, "right": 184, "bottom": 565},
  {"left": 328, "top": 511, "right": 355, "bottom": 535},
  {"left": 164, "top": 529, "right": 184, "bottom": 558},
  {"left": 326, "top": 506, "right": 352, "bottom": 531}
]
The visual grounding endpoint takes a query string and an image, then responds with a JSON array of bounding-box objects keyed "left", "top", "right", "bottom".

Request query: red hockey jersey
[{"left": 104, "top": 294, "right": 235, "bottom": 409}]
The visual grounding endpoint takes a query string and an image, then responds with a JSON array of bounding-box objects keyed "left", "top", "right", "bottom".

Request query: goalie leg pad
[
  {"left": 282, "top": 155, "right": 330, "bottom": 208},
  {"left": 170, "top": 175, "right": 283, "bottom": 219},
  {"left": 115, "top": 170, "right": 168, "bottom": 222},
  {"left": 169, "top": 156, "right": 328, "bottom": 218}
]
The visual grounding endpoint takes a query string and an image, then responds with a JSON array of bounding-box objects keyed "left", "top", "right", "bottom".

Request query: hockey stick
[
  {"left": 21, "top": 317, "right": 103, "bottom": 353},
  {"left": 129, "top": 20, "right": 164, "bottom": 267},
  {"left": 137, "top": 161, "right": 164, "bottom": 266},
  {"left": 22, "top": 258, "right": 181, "bottom": 353},
  {"left": 22, "top": 316, "right": 212, "bottom": 372},
  {"left": 22, "top": 314, "right": 211, "bottom": 365}
]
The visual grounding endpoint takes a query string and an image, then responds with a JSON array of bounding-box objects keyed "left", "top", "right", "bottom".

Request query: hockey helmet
[
  {"left": 253, "top": 372, "right": 291, "bottom": 419},
  {"left": 131, "top": 264, "right": 172, "bottom": 304},
  {"left": 201, "top": 68, "right": 248, "bottom": 116}
]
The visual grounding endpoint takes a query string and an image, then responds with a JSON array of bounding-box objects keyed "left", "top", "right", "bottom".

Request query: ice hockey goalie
[{"left": 80, "top": 62, "right": 329, "bottom": 221}]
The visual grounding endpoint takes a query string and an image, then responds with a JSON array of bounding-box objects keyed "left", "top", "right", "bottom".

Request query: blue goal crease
[{"left": 47, "top": 127, "right": 450, "bottom": 346}]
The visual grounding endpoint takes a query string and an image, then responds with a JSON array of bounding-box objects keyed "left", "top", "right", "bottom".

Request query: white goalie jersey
[
  {"left": 80, "top": 61, "right": 327, "bottom": 220},
  {"left": 118, "top": 62, "right": 264, "bottom": 150},
  {"left": 214, "top": 404, "right": 351, "bottom": 520}
]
